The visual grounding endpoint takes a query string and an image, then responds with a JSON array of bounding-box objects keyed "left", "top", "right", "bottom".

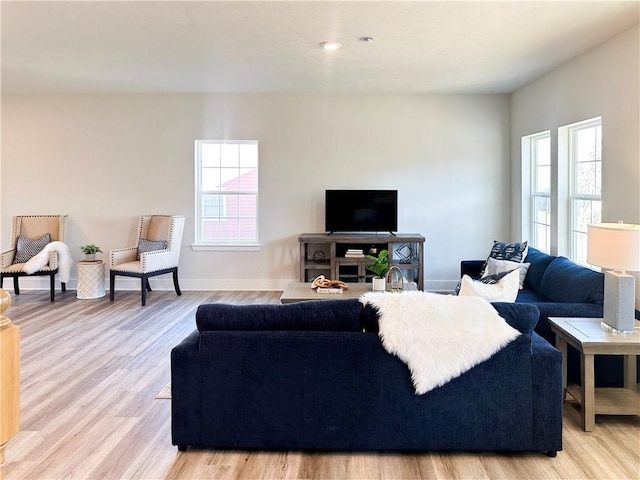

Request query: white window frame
[
  {"left": 567, "top": 117, "right": 602, "bottom": 265},
  {"left": 529, "top": 131, "right": 551, "bottom": 253},
  {"left": 192, "top": 140, "right": 260, "bottom": 251}
]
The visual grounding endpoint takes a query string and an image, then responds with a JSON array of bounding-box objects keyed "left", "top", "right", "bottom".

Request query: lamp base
[{"left": 603, "top": 271, "right": 636, "bottom": 332}]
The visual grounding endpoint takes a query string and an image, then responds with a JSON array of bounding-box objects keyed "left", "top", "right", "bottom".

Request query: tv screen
[{"left": 325, "top": 190, "right": 398, "bottom": 233}]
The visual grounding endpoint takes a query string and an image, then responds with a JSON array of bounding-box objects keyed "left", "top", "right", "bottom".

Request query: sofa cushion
[
  {"left": 196, "top": 299, "right": 362, "bottom": 332},
  {"left": 523, "top": 247, "right": 556, "bottom": 292},
  {"left": 491, "top": 302, "right": 539, "bottom": 334},
  {"left": 539, "top": 257, "right": 604, "bottom": 304},
  {"left": 516, "top": 289, "right": 550, "bottom": 303}
]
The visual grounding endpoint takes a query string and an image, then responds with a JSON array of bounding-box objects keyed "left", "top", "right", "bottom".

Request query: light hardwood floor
[{"left": 2, "top": 290, "right": 639, "bottom": 480}]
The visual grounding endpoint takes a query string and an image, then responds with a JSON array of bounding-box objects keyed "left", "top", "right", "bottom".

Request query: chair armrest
[
  {"left": 2, "top": 249, "right": 16, "bottom": 268},
  {"left": 110, "top": 247, "right": 138, "bottom": 268},
  {"left": 461, "top": 260, "right": 485, "bottom": 278},
  {"left": 141, "top": 249, "right": 178, "bottom": 273}
]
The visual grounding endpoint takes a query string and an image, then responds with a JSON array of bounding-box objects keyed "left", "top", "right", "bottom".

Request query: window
[
  {"left": 530, "top": 132, "right": 551, "bottom": 253},
  {"left": 568, "top": 118, "right": 601, "bottom": 264},
  {"left": 194, "top": 140, "right": 258, "bottom": 248}
]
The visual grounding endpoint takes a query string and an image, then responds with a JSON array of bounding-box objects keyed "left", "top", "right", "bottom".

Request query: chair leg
[
  {"left": 50, "top": 273, "right": 55, "bottom": 302},
  {"left": 13, "top": 276, "right": 20, "bottom": 295},
  {"left": 173, "top": 268, "right": 182, "bottom": 296},
  {"left": 110, "top": 271, "right": 116, "bottom": 301},
  {"left": 146, "top": 279, "right": 152, "bottom": 292},
  {"left": 61, "top": 282, "right": 66, "bottom": 292},
  {"left": 141, "top": 277, "right": 147, "bottom": 307}
]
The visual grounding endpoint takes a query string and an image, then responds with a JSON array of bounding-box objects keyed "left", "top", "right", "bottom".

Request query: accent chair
[{"left": 109, "top": 215, "right": 185, "bottom": 306}]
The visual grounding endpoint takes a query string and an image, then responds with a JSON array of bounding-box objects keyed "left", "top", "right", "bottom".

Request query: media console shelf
[{"left": 299, "top": 233, "right": 425, "bottom": 290}]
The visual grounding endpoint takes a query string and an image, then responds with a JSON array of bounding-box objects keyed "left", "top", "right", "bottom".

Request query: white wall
[
  {"left": 511, "top": 26, "right": 640, "bottom": 307},
  {"left": 1, "top": 93, "right": 510, "bottom": 292}
]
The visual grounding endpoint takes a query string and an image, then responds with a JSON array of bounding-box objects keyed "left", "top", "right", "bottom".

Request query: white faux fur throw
[
  {"left": 360, "top": 291, "right": 520, "bottom": 394},
  {"left": 23, "top": 241, "right": 73, "bottom": 283}
]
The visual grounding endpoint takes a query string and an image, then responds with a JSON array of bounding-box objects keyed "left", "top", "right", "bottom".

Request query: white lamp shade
[{"left": 587, "top": 223, "right": 640, "bottom": 271}]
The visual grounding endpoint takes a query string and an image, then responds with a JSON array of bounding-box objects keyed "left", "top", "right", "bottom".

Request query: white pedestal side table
[{"left": 77, "top": 260, "right": 105, "bottom": 299}]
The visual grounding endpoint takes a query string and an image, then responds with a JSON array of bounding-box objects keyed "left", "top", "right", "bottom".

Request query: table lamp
[{"left": 587, "top": 222, "right": 640, "bottom": 332}]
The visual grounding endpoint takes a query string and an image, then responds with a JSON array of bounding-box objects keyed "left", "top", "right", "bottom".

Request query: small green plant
[
  {"left": 365, "top": 249, "right": 389, "bottom": 278},
  {"left": 80, "top": 243, "right": 102, "bottom": 255}
]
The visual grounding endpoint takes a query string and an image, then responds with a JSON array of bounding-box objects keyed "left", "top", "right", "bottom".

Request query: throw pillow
[
  {"left": 12, "top": 233, "right": 51, "bottom": 264},
  {"left": 458, "top": 269, "right": 520, "bottom": 303},
  {"left": 488, "top": 240, "right": 528, "bottom": 263},
  {"left": 453, "top": 270, "right": 511, "bottom": 295},
  {"left": 137, "top": 238, "right": 167, "bottom": 260},
  {"left": 482, "top": 257, "right": 531, "bottom": 289}
]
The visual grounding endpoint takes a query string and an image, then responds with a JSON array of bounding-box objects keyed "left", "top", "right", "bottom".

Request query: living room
[{"left": 1, "top": 1, "right": 639, "bottom": 479}]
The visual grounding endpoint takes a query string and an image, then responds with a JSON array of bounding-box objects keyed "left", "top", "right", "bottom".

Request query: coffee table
[
  {"left": 549, "top": 317, "right": 640, "bottom": 431},
  {"left": 280, "top": 282, "right": 417, "bottom": 304}
]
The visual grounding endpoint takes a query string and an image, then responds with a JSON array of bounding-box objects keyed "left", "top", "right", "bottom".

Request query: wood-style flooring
[{"left": 2, "top": 290, "right": 639, "bottom": 480}]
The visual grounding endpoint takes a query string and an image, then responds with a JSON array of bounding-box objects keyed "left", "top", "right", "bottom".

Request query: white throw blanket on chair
[
  {"left": 360, "top": 291, "right": 520, "bottom": 394},
  {"left": 23, "top": 241, "right": 73, "bottom": 283}
]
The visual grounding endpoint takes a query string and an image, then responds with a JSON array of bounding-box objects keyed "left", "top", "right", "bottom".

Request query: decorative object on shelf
[
  {"left": 394, "top": 242, "right": 415, "bottom": 264},
  {"left": 311, "top": 275, "right": 347, "bottom": 291},
  {"left": 365, "top": 249, "right": 389, "bottom": 291},
  {"left": 312, "top": 250, "right": 325, "bottom": 263},
  {"left": 80, "top": 243, "right": 102, "bottom": 261},
  {"left": 587, "top": 221, "right": 640, "bottom": 332},
  {"left": 386, "top": 265, "right": 404, "bottom": 292}
]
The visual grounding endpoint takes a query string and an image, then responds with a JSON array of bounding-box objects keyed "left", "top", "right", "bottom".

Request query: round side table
[{"left": 77, "top": 260, "right": 105, "bottom": 299}]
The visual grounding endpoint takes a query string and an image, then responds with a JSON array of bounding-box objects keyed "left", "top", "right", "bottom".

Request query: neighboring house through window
[{"left": 194, "top": 140, "right": 259, "bottom": 249}]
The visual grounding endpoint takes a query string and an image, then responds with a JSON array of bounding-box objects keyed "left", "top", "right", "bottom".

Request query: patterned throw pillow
[
  {"left": 480, "top": 240, "right": 528, "bottom": 276},
  {"left": 137, "top": 238, "right": 167, "bottom": 260},
  {"left": 482, "top": 257, "right": 531, "bottom": 289},
  {"left": 12, "top": 233, "right": 51, "bottom": 264},
  {"left": 488, "top": 240, "right": 528, "bottom": 263}
]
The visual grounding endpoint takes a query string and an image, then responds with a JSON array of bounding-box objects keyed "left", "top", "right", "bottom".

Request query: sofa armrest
[
  {"left": 460, "top": 260, "right": 484, "bottom": 278},
  {"left": 171, "top": 330, "right": 202, "bottom": 447},
  {"left": 530, "top": 333, "right": 563, "bottom": 452}
]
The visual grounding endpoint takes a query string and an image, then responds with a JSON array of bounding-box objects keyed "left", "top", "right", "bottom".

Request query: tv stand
[{"left": 298, "top": 233, "right": 424, "bottom": 289}]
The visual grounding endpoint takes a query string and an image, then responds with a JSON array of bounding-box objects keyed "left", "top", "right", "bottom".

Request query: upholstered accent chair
[
  {"left": 1, "top": 215, "right": 68, "bottom": 302},
  {"left": 110, "top": 215, "right": 185, "bottom": 306}
]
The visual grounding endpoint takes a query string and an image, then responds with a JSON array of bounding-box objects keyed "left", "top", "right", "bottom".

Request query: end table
[
  {"left": 549, "top": 317, "right": 640, "bottom": 431},
  {"left": 77, "top": 260, "right": 105, "bottom": 299}
]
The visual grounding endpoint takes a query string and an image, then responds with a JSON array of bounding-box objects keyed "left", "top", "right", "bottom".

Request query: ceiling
[{"left": 2, "top": 1, "right": 639, "bottom": 94}]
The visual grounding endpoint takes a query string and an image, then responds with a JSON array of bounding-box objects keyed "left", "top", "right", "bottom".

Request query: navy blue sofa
[
  {"left": 171, "top": 299, "right": 563, "bottom": 455},
  {"left": 461, "top": 246, "right": 639, "bottom": 386}
]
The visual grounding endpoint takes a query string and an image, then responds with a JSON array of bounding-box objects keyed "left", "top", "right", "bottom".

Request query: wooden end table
[{"left": 549, "top": 317, "right": 640, "bottom": 431}]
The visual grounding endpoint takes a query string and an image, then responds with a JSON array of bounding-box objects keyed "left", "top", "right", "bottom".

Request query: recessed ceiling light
[
  {"left": 320, "top": 41, "right": 342, "bottom": 50},
  {"left": 359, "top": 36, "right": 374, "bottom": 43}
]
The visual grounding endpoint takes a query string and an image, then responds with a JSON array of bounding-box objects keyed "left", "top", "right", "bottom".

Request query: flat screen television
[{"left": 325, "top": 189, "right": 398, "bottom": 233}]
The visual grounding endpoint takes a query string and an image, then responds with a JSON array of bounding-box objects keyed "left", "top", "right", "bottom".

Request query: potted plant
[
  {"left": 80, "top": 243, "right": 102, "bottom": 261},
  {"left": 365, "top": 249, "right": 389, "bottom": 291}
]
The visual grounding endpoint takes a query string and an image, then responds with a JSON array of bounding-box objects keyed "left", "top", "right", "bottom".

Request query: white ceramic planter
[{"left": 372, "top": 277, "right": 386, "bottom": 292}]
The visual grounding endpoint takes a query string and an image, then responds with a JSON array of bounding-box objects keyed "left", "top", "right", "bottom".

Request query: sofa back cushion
[
  {"left": 196, "top": 299, "right": 362, "bottom": 332},
  {"left": 523, "top": 247, "right": 556, "bottom": 292},
  {"left": 539, "top": 257, "right": 604, "bottom": 304}
]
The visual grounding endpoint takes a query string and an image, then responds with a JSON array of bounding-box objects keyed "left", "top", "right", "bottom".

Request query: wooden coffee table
[
  {"left": 549, "top": 317, "right": 640, "bottom": 431},
  {"left": 280, "top": 282, "right": 417, "bottom": 304}
]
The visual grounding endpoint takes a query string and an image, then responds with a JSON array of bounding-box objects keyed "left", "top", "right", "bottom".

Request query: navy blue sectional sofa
[
  {"left": 461, "top": 246, "right": 639, "bottom": 386},
  {"left": 171, "top": 299, "right": 563, "bottom": 455}
]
